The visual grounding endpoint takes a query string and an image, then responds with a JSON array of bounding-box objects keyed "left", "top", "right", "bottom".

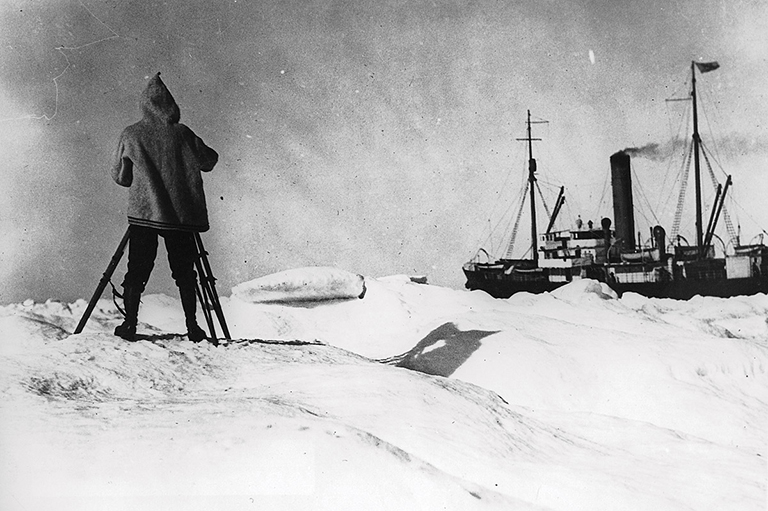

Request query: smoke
[
  {"left": 621, "top": 138, "right": 688, "bottom": 161},
  {"left": 622, "top": 133, "right": 768, "bottom": 162},
  {"left": 705, "top": 134, "right": 768, "bottom": 156}
]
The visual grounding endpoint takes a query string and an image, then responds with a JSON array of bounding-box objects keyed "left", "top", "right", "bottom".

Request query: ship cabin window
[
  {"left": 571, "top": 230, "right": 605, "bottom": 241},
  {"left": 541, "top": 231, "right": 570, "bottom": 243}
]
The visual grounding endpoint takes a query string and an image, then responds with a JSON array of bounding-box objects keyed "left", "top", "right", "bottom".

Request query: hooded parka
[{"left": 111, "top": 73, "right": 218, "bottom": 232}]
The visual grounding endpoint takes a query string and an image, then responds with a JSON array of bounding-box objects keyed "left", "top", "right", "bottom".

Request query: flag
[{"left": 695, "top": 61, "right": 720, "bottom": 73}]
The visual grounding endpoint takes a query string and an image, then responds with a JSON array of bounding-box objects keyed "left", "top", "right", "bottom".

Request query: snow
[
  {"left": 231, "top": 266, "right": 366, "bottom": 303},
  {"left": 1, "top": 270, "right": 767, "bottom": 510}
]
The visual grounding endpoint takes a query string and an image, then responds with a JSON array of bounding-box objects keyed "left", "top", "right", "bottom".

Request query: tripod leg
[
  {"left": 194, "top": 258, "right": 217, "bottom": 343},
  {"left": 74, "top": 228, "right": 130, "bottom": 334},
  {"left": 194, "top": 233, "right": 231, "bottom": 340}
]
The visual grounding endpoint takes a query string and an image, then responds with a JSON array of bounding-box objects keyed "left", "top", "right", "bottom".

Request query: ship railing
[{"left": 611, "top": 266, "right": 671, "bottom": 284}]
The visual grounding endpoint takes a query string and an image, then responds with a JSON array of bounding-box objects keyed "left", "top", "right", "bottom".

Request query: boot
[
  {"left": 114, "top": 286, "right": 141, "bottom": 341},
  {"left": 179, "top": 286, "right": 208, "bottom": 342}
]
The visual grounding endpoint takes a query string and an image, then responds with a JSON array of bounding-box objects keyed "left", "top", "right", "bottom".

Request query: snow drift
[
  {"left": 1, "top": 271, "right": 766, "bottom": 511},
  {"left": 231, "top": 267, "right": 366, "bottom": 304}
]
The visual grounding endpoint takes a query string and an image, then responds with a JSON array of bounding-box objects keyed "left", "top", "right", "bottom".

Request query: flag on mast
[{"left": 695, "top": 61, "right": 720, "bottom": 73}]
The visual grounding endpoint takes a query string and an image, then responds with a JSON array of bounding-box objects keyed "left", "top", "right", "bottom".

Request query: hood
[{"left": 140, "top": 72, "right": 180, "bottom": 124}]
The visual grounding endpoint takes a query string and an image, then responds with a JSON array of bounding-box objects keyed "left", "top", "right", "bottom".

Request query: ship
[{"left": 463, "top": 61, "right": 768, "bottom": 300}]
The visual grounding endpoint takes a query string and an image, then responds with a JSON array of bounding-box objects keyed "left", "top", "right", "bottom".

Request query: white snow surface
[{"left": 1, "top": 272, "right": 767, "bottom": 510}]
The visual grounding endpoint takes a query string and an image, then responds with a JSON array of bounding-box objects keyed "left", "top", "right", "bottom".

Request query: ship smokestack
[
  {"left": 653, "top": 225, "right": 666, "bottom": 257},
  {"left": 610, "top": 151, "right": 636, "bottom": 252}
]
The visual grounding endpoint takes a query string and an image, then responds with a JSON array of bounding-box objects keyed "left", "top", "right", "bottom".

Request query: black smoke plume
[{"left": 621, "top": 138, "right": 687, "bottom": 161}]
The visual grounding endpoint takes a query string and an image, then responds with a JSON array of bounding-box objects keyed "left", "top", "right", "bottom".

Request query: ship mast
[
  {"left": 691, "top": 61, "right": 704, "bottom": 255},
  {"left": 527, "top": 111, "right": 538, "bottom": 263},
  {"left": 516, "top": 110, "right": 545, "bottom": 262}
]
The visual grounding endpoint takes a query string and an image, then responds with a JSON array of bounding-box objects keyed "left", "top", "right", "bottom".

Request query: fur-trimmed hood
[{"left": 140, "top": 72, "right": 180, "bottom": 124}]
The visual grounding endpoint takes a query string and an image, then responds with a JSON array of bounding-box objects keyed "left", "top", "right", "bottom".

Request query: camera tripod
[{"left": 73, "top": 228, "right": 231, "bottom": 344}]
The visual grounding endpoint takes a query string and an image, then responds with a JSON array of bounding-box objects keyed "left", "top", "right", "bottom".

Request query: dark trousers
[{"left": 123, "top": 225, "right": 198, "bottom": 292}]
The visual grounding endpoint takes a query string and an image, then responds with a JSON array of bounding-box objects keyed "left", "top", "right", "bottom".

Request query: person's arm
[
  {"left": 196, "top": 136, "right": 219, "bottom": 172},
  {"left": 110, "top": 137, "right": 133, "bottom": 187}
]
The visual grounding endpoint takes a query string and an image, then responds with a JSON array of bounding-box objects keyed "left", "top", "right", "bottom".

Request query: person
[{"left": 111, "top": 72, "right": 219, "bottom": 342}]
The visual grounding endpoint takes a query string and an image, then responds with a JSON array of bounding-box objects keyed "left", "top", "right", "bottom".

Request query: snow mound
[
  {"left": 550, "top": 278, "right": 618, "bottom": 302},
  {"left": 232, "top": 267, "right": 366, "bottom": 303},
  {"left": 0, "top": 328, "right": 572, "bottom": 511}
]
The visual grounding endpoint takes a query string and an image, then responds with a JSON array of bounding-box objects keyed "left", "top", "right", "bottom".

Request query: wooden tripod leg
[
  {"left": 74, "top": 228, "right": 130, "bottom": 334},
  {"left": 193, "top": 233, "right": 231, "bottom": 340},
  {"left": 194, "top": 257, "right": 217, "bottom": 343}
]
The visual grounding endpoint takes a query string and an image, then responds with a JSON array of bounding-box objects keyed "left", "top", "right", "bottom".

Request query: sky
[{"left": 1, "top": 0, "right": 767, "bottom": 303}]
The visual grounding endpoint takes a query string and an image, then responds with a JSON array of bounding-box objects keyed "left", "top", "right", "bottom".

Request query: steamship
[{"left": 463, "top": 61, "right": 768, "bottom": 300}]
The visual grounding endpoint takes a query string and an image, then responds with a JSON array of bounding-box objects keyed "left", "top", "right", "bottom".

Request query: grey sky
[{"left": 1, "top": 0, "right": 766, "bottom": 303}]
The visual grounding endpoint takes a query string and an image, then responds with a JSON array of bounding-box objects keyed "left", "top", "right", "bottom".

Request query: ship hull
[
  {"left": 463, "top": 265, "right": 567, "bottom": 298},
  {"left": 464, "top": 266, "right": 768, "bottom": 300},
  {"left": 462, "top": 272, "right": 563, "bottom": 298},
  {"left": 608, "top": 276, "right": 768, "bottom": 300}
]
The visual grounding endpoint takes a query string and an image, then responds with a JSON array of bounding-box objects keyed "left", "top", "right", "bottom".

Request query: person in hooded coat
[{"left": 111, "top": 72, "right": 219, "bottom": 341}]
